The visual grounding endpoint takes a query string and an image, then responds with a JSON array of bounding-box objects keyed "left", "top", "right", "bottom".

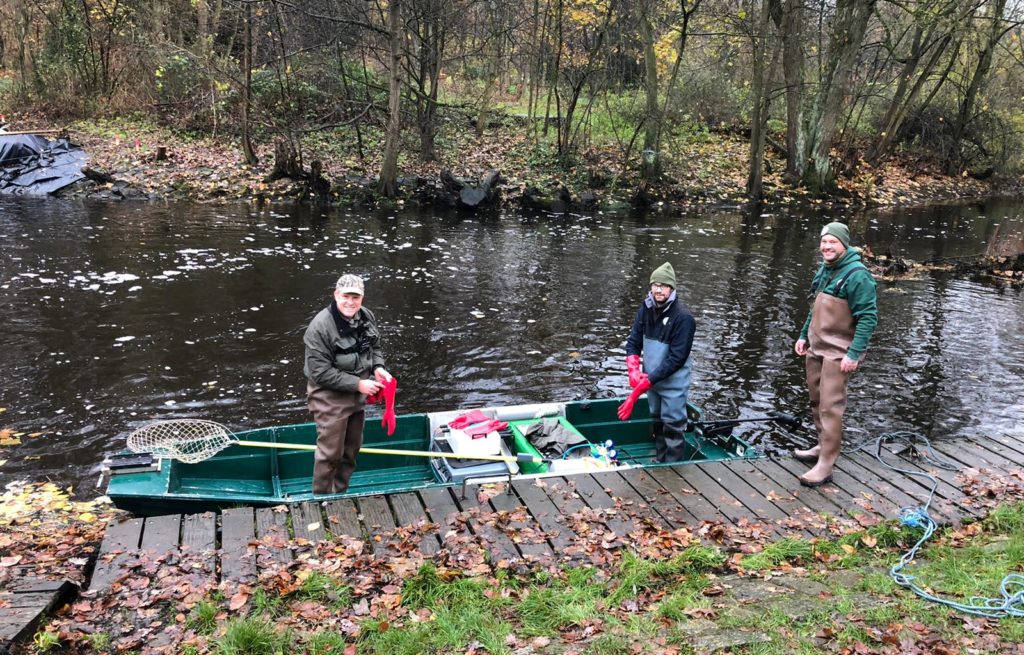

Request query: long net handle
[{"left": 233, "top": 439, "right": 544, "bottom": 464}]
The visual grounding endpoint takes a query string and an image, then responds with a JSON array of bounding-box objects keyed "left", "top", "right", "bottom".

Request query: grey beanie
[
  {"left": 820, "top": 222, "right": 851, "bottom": 248},
  {"left": 649, "top": 262, "right": 676, "bottom": 288}
]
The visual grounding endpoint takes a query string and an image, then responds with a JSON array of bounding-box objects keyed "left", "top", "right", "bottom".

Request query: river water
[{"left": 1, "top": 196, "right": 1022, "bottom": 495}]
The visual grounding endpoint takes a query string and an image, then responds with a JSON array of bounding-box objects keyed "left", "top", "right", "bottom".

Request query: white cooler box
[{"left": 430, "top": 430, "right": 518, "bottom": 484}]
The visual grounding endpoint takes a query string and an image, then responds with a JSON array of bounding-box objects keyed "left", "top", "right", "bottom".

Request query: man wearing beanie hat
[
  {"left": 617, "top": 262, "right": 697, "bottom": 462},
  {"left": 792, "top": 222, "right": 878, "bottom": 487},
  {"left": 303, "top": 274, "right": 393, "bottom": 494}
]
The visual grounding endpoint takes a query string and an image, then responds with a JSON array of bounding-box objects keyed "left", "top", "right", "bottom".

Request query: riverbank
[
  {"left": 9, "top": 112, "right": 1021, "bottom": 211},
  {"left": 5, "top": 457, "right": 1024, "bottom": 655}
]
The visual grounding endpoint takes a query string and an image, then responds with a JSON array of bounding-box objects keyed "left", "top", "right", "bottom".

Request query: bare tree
[
  {"left": 379, "top": 0, "right": 403, "bottom": 197},
  {"left": 802, "top": 0, "right": 878, "bottom": 192}
]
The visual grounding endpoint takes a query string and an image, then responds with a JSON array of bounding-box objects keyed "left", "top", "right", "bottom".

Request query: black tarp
[{"left": 0, "top": 134, "right": 87, "bottom": 195}]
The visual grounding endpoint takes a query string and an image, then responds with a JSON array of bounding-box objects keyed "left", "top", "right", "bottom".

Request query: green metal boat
[{"left": 105, "top": 398, "right": 755, "bottom": 516}]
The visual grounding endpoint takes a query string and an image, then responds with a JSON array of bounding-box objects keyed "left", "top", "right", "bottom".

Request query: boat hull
[{"left": 106, "top": 398, "right": 753, "bottom": 516}]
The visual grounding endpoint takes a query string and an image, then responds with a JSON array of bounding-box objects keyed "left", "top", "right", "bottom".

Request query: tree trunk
[
  {"left": 947, "top": 0, "right": 1007, "bottom": 174},
  {"left": 638, "top": 2, "right": 661, "bottom": 182},
  {"left": 801, "top": 0, "right": 877, "bottom": 193},
  {"left": 866, "top": 29, "right": 951, "bottom": 165},
  {"left": 747, "top": 0, "right": 775, "bottom": 200},
  {"left": 240, "top": 3, "right": 258, "bottom": 166},
  {"left": 779, "top": 0, "right": 806, "bottom": 181},
  {"left": 379, "top": 0, "right": 403, "bottom": 197}
]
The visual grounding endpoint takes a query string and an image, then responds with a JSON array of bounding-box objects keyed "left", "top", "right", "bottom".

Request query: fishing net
[{"left": 126, "top": 420, "right": 234, "bottom": 463}]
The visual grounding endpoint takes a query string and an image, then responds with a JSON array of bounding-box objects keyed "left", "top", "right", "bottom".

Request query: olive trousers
[{"left": 307, "top": 381, "right": 365, "bottom": 494}]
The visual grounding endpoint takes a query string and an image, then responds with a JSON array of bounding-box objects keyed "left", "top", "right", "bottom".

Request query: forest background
[{"left": 1, "top": 0, "right": 1024, "bottom": 208}]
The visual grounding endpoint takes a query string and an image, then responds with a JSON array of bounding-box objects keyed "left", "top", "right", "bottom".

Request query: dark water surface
[{"left": 1, "top": 196, "right": 1023, "bottom": 495}]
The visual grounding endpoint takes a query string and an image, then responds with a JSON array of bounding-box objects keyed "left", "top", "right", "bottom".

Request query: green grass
[
  {"left": 249, "top": 587, "right": 284, "bottom": 616},
  {"left": 303, "top": 631, "right": 349, "bottom": 655},
  {"left": 608, "top": 546, "right": 724, "bottom": 604},
  {"left": 189, "top": 599, "right": 220, "bottom": 634},
  {"left": 739, "top": 537, "right": 814, "bottom": 571},
  {"left": 355, "top": 563, "right": 515, "bottom": 655},
  {"left": 214, "top": 616, "right": 291, "bottom": 655},
  {"left": 292, "top": 570, "right": 352, "bottom": 609}
]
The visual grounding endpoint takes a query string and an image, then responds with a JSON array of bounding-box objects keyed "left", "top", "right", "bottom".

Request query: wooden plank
[
  {"left": 139, "top": 514, "right": 181, "bottom": 557},
  {"left": 255, "top": 507, "right": 292, "bottom": 566},
  {"left": 755, "top": 458, "right": 848, "bottom": 518},
  {"left": 0, "top": 582, "right": 76, "bottom": 646},
  {"left": 322, "top": 499, "right": 363, "bottom": 540},
  {"left": 181, "top": 512, "right": 218, "bottom": 583},
  {"left": 973, "top": 434, "right": 1024, "bottom": 466},
  {"left": 487, "top": 484, "right": 553, "bottom": 560},
  {"left": 511, "top": 478, "right": 581, "bottom": 553},
  {"left": 418, "top": 486, "right": 471, "bottom": 551},
  {"left": 693, "top": 461, "right": 793, "bottom": 527},
  {"left": 528, "top": 474, "right": 593, "bottom": 556},
  {"left": 390, "top": 492, "right": 441, "bottom": 557},
  {"left": 220, "top": 508, "right": 257, "bottom": 584},
  {"left": 358, "top": 496, "right": 398, "bottom": 556},
  {"left": 182, "top": 512, "right": 217, "bottom": 553},
  {"left": 617, "top": 467, "right": 700, "bottom": 528},
  {"left": 838, "top": 453, "right": 938, "bottom": 513},
  {"left": 720, "top": 460, "right": 822, "bottom": 536},
  {"left": 453, "top": 484, "right": 522, "bottom": 564},
  {"left": 291, "top": 502, "right": 327, "bottom": 544},
  {"left": 781, "top": 450, "right": 961, "bottom": 529},
  {"left": 90, "top": 517, "right": 144, "bottom": 592},
  {"left": 850, "top": 441, "right": 973, "bottom": 520},
  {"left": 565, "top": 473, "right": 636, "bottom": 537},
  {"left": 669, "top": 464, "right": 755, "bottom": 528},
  {"left": 595, "top": 470, "right": 663, "bottom": 523},
  {"left": 771, "top": 456, "right": 871, "bottom": 519},
  {"left": 840, "top": 451, "right": 966, "bottom": 524},
  {"left": 647, "top": 466, "right": 727, "bottom": 524},
  {"left": 930, "top": 438, "right": 1019, "bottom": 476}
]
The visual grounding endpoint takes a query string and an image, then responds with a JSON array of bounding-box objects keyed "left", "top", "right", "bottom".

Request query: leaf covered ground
[
  {"left": 4, "top": 465, "right": 1024, "bottom": 654},
  {"left": 4, "top": 110, "right": 1017, "bottom": 211}
]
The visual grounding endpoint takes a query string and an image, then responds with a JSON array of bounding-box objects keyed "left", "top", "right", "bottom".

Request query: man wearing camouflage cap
[
  {"left": 303, "top": 274, "right": 392, "bottom": 494},
  {"left": 793, "top": 222, "right": 878, "bottom": 487}
]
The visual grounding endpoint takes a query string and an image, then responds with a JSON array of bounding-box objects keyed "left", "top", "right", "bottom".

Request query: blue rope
[{"left": 862, "top": 432, "right": 1024, "bottom": 618}]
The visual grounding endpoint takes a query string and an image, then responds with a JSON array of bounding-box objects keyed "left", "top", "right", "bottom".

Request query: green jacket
[
  {"left": 303, "top": 304, "right": 385, "bottom": 392},
  {"left": 799, "top": 248, "right": 878, "bottom": 361}
]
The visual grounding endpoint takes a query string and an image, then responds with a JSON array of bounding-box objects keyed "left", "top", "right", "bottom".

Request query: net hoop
[{"left": 126, "top": 419, "right": 234, "bottom": 464}]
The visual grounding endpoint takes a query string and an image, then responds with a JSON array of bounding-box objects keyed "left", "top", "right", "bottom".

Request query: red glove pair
[
  {"left": 368, "top": 376, "right": 398, "bottom": 436},
  {"left": 617, "top": 378, "right": 651, "bottom": 421},
  {"left": 626, "top": 355, "right": 648, "bottom": 388},
  {"left": 462, "top": 419, "right": 508, "bottom": 438},
  {"left": 449, "top": 409, "right": 491, "bottom": 430}
]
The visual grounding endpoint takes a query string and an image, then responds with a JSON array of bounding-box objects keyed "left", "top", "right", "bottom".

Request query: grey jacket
[{"left": 303, "top": 304, "right": 385, "bottom": 392}]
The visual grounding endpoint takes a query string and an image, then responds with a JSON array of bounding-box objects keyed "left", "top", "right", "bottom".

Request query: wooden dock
[
  {"left": 3, "top": 434, "right": 1020, "bottom": 650},
  {"left": 86, "top": 435, "right": 1021, "bottom": 591}
]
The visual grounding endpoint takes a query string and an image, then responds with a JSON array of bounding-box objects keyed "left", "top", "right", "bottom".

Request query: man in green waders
[
  {"left": 617, "top": 262, "right": 697, "bottom": 462},
  {"left": 303, "top": 274, "right": 393, "bottom": 494},
  {"left": 793, "top": 223, "right": 878, "bottom": 487}
]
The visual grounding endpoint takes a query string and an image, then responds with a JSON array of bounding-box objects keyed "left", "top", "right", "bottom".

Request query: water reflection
[{"left": 0, "top": 196, "right": 1022, "bottom": 493}]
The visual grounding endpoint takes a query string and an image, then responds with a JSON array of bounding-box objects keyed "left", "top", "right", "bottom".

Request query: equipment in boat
[{"left": 126, "top": 419, "right": 550, "bottom": 466}]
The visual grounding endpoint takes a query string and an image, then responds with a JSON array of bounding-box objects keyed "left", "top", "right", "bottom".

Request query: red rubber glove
[
  {"left": 626, "top": 355, "right": 647, "bottom": 388},
  {"left": 379, "top": 376, "right": 398, "bottom": 436},
  {"left": 617, "top": 378, "right": 651, "bottom": 420},
  {"left": 449, "top": 409, "right": 491, "bottom": 430},
  {"left": 463, "top": 419, "right": 509, "bottom": 438}
]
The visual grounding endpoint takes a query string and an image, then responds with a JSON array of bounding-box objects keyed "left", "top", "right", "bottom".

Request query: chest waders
[
  {"left": 643, "top": 335, "right": 693, "bottom": 462},
  {"left": 802, "top": 285, "right": 858, "bottom": 483}
]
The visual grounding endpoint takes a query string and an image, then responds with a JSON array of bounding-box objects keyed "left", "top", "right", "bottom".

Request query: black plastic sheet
[{"left": 0, "top": 134, "right": 87, "bottom": 195}]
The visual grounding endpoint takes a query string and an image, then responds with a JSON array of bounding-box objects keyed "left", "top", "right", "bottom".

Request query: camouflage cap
[{"left": 335, "top": 274, "right": 364, "bottom": 296}]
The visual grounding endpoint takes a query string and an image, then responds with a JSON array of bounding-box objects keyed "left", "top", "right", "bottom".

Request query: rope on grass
[{"left": 858, "top": 431, "right": 1024, "bottom": 618}]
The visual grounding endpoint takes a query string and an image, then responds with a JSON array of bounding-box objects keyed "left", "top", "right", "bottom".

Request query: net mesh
[{"left": 126, "top": 420, "right": 234, "bottom": 463}]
